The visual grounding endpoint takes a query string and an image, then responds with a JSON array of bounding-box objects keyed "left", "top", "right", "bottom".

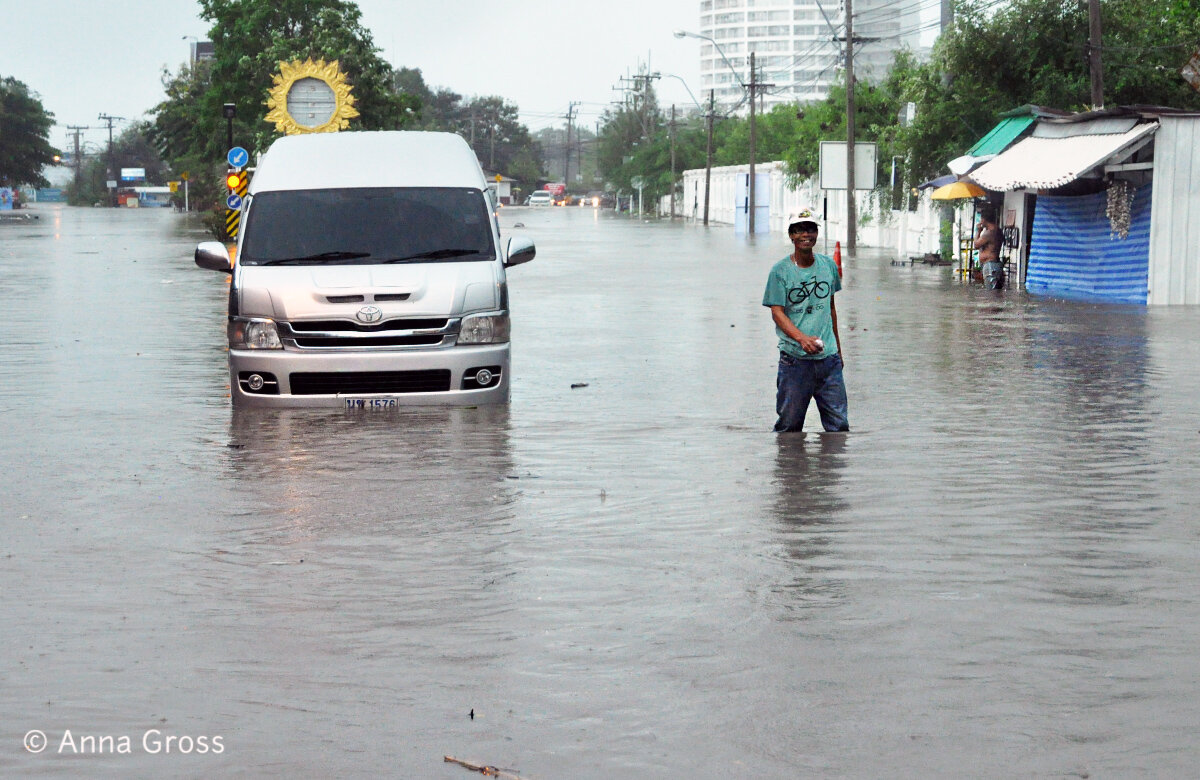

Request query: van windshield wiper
[
  {"left": 381, "top": 248, "right": 484, "bottom": 263},
  {"left": 257, "top": 251, "right": 372, "bottom": 265}
]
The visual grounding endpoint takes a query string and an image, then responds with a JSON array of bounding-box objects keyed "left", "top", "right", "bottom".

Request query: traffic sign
[
  {"left": 226, "top": 194, "right": 243, "bottom": 210},
  {"left": 227, "top": 146, "right": 249, "bottom": 168}
]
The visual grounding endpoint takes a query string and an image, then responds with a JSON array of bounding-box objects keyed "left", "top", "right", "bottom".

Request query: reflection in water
[
  {"left": 225, "top": 405, "right": 518, "bottom": 532},
  {"left": 11, "top": 207, "right": 1200, "bottom": 776},
  {"left": 769, "top": 433, "right": 850, "bottom": 611}
]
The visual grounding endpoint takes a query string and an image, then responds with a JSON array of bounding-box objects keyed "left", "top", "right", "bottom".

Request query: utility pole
[
  {"left": 97, "top": 113, "right": 124, "bottom": 207},
  {"left": 669, "top": 105, "right": 677, "bottom": 219},
  {"left": 1087, "top": 0, "right": 1104, "bottom": 107},
  {"left": 563, "top": 102, "right": 578, "bottom": 190},
  {"left": 65, "top": 125, "right": 90, "bottom": 190},
  {"left": 749, "top": 52, "right": 758, "bottom": 235},
  {"left": 746, "top": 53, "right": 773, "bottom": 235},
  {"left": 844, "top": 0, "right": 857, "bottom": 255},
  {"left": 704, "top": 89, "right": 714, "bottom": 227}
]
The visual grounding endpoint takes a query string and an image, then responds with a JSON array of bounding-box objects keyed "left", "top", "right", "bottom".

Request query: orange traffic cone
[{"left": 833, "top": 241, "right": 843, "bottom": 277}]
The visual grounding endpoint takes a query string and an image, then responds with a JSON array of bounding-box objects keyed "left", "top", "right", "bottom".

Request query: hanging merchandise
[{"left": 1106, "top": 179, "right": 1133, "bottom": 240}]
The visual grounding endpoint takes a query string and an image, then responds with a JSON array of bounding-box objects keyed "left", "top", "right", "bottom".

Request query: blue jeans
[{"left": 774, "top": 352, "right": 849, "bottom": 433}]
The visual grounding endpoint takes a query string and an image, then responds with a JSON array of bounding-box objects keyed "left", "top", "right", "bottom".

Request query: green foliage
[
  {"left": 196, "top": 0, "right": 418, "bottom": 156},
  {"left": 0, "top": 75, "right": 59, "bottom": 188},
  {"left": 592, "top": 0, "right": 1200, "bottom": 214},
  {"left": 391, "top": 68, "right": 543, "bottom": 188},
  {"left": 893, "top": 0, "right": 1200, "bottom": 185}
]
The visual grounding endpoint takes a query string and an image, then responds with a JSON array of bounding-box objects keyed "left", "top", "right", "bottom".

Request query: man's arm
[{"left": 770, "top": 305, "right": 823, "bottom": 354}]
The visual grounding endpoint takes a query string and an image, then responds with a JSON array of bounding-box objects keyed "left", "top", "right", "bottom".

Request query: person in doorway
[
  {"left": 974, "top": 207, "right": 1005, "bottom": 289},
  {"left": 762, "top": 209, "right": 848, "bottom": 433}
]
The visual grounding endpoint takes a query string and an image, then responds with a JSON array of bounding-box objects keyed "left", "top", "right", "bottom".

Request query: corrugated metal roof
[
  {"left": 969, "top": 123, "right": 1158, "bottom": 191},
  {"left": 966, "top": 116, "right": 1036, "bottom": 156}
]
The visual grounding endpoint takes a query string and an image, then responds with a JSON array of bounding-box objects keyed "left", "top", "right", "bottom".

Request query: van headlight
[
  {"left": 229, "top": 317, "right": 283, "bottom": 349},
  {"left": 458, "top": 312, "right": 510, "bottom": 344}
]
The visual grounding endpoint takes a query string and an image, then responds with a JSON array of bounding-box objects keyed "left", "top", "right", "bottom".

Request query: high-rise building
[{"left": 693, "top": 0, "right": 926, "bottom": 111}]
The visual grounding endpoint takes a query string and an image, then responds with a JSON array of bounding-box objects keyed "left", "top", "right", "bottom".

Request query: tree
[
  {"left": 394, "top": 68, "right": 544, "bottom": 188},
  {"left": 0, "top": 76, "right": 59, "bottom": 188},
  {"left": 597, "top": 79, "right": 666, "bottom": 194},
  {"left": 148, "top": 0, "right": 421, "bottom": 233},
  {"left": 196, "top": 0, "right": 419, "bottom": 156},
  {"left": 150, "top": 0, "right": 421, "bottom": 169},
  {"left": 894, "top": 0, "right": 1200, "bottom": 185}
]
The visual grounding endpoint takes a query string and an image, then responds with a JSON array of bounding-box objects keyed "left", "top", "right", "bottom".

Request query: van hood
[{"left": 235, "top": 262, "right": 501, "bottom": 321}]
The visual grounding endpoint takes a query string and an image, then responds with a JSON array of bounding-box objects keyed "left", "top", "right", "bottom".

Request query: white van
[
  {"left": 527, "top": 190, "right": 554, "bottom": 206},
  {"left": 195, "top": 131, "right": 535, "bottom": 408}
]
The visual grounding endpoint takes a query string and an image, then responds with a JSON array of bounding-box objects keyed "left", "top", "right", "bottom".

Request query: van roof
[{"left": 249, "top": 131, "right": 486, "bottom": 193}]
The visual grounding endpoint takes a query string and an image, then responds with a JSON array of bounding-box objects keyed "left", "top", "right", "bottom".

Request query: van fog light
[
  {"left": 237, "top": 371, "right": 279, "bottom": 395},
  {"left": 462, "top": 365, "right": 502, "bottom": 390}
]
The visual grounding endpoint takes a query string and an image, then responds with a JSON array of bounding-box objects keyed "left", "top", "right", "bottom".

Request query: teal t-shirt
[{"left": 762, "top": 253, "right": 841, "bottom": 359}]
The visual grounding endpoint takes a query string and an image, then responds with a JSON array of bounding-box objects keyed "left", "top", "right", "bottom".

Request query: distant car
[{"left": 528, "top": 190, "right": 554, "bottom": 206}]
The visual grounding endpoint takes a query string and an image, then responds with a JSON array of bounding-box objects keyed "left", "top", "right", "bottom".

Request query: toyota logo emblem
[{"left": 356, "top": 306, "right": 383, "bottom": 323}]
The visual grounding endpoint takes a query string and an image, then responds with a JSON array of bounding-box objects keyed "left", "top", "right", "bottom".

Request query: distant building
[
  {"left": 189, "top": 41, "right": 215, "bottom": 66},
  {"left": 694, "top": 0, "right": 927, "bottom": 111}
]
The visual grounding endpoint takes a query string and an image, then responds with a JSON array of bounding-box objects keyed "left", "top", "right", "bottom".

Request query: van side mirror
[
  {"left": 195, "top": 241, "right": 233, "bottom": 273},
  {"left": 505, "top": 235, "right": 535, "bottom": 268}
]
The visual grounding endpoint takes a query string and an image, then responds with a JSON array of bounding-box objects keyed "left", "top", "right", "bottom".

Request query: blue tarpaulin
[{"left": 1026, "top": 185, "right": 1151, "bottom": 304}]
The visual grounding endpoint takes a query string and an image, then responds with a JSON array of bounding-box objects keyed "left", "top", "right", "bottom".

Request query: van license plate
[{"left": 345, "top": 398, "right": 396, "bottom": 409}]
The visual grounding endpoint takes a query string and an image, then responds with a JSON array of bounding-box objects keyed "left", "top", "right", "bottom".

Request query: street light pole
[
  {"left": 704, "top": 89, "right": 714, "bottom": 227},
  {"left": 674, "top": 29, "right": 767, "bottom": 235},
  {"left": 844, "top": 0, "right": 857, "bottom": 255}
]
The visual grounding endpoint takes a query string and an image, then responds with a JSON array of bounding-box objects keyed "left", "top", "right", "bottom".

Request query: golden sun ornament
[{"left": 265, "top": 59, "right": 359, "bottom": 135}]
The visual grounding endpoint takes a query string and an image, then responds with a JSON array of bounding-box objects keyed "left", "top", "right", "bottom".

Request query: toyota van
[{"left": 195, "top": 131, "right": 535, "bottom": 408}]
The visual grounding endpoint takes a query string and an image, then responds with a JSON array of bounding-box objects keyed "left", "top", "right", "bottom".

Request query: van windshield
[{"left": 239, "top": 187, "right": 495, "bottom": 266}]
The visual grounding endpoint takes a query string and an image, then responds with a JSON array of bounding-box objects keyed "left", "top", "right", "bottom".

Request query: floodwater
[{"left": 4, "top": 203, "right": 1200, "bottom": 778}]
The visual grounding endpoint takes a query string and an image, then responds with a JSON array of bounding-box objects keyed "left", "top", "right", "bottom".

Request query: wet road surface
[{"left": 4, "top": 204, "right": 1200, "bottom": 777}]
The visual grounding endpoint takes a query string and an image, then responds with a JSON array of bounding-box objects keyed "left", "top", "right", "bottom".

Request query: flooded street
[{"left": 5, "top": 203, "right": 1200, "bottom": 777}]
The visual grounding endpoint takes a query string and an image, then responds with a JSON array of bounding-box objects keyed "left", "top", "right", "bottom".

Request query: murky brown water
[{"left": 4, "top": 203, "right": 1200, "bottom": 777}]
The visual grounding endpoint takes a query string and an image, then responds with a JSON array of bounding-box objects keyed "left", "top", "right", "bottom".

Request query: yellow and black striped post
[{"left": 224, "top": 170, "right": 248, "bottom": 241}]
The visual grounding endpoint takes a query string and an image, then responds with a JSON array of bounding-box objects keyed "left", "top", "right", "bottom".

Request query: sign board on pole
[
  {"left": 227, "top": 146, "right": 249, "bottom": 168},
  {"left": 120, "top": 168, "right": 146, "bottom": 182},
  {"left": 818, "top": 142, "right": 877, "bottom": 190},
  {"left": 1182, "top": 50, "right": 1200, "bottom": 92}
]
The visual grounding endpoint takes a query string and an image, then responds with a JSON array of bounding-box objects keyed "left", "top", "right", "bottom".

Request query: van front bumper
[{"left": 228, "top": 344, "right": 510, "bottom": 408}]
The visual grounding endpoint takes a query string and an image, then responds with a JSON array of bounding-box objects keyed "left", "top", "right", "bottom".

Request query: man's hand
[{"left": 797, "top": 334, "right": 823, "bottom": 354}]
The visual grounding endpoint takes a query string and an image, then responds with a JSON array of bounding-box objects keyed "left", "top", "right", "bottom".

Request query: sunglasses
[{"left": 789, "top": 225, "right": 819, "bottom": 234}]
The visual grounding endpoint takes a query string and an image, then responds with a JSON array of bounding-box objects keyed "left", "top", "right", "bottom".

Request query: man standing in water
[
  {"left": 974, "top": 206, "right": 1005, "bottom": 290},
  {"left": 762, "top": 209, "right": 848, "bottom": 433}
]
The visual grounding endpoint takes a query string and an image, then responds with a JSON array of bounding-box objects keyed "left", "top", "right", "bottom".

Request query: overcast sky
[{"left": 5, "top": 0, "right": 704, "bottom": 151}]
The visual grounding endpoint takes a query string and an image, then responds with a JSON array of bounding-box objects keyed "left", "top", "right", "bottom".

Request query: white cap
[{"left": 786, "top": 208, "right": 819, "bottom": 231}]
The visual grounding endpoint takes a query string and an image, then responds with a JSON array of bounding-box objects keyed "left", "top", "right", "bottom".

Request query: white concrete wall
[
  {"left": 669, "top": 161, "right": 942, "bottom": 258},
  {"left": 1148, "top": 116, "right": 1200, "bottom": 305}
]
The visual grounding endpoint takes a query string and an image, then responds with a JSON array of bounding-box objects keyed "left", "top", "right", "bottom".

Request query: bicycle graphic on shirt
[{"left": 787, "top": 279, "right": 830, "bottom": 307}]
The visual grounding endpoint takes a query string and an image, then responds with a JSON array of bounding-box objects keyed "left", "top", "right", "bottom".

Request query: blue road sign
[
  {"left": 226, "top": 193, "right": 243, "bottom": 210},
  {"left": 227, "top": 146, "right": 249, "bottom": 168}
]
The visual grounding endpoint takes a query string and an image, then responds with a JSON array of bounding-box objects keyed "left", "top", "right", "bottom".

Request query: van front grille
[
  {"left": 289, "top": 370, "right": 452, "bottom": 395},
  {"left": 292, "top": 335, "right": 443, "bottom": 348},
  {"left": 290, "top": 318, "right": 449, "bottom": 332}
]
